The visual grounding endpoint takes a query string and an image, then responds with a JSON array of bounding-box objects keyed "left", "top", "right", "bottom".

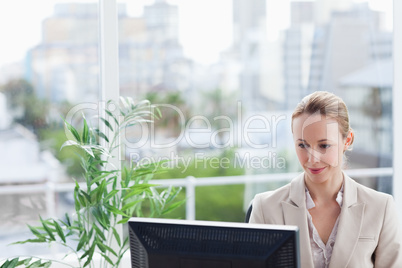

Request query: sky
[{"left": 0, "top": 0, "right": 393, "bottom": 68}]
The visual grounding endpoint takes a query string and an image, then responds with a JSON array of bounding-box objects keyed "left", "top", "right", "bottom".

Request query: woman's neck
[{"left": 305, "top": 171, "right": 344, "bottom": 205}]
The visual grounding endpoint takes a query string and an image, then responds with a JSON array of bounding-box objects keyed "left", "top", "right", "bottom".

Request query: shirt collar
[{"left": 305, "top": 184, "right": 344, "bottom": 210}]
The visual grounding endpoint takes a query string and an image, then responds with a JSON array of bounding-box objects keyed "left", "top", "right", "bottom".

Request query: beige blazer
[{"left": 249, "top": 173, "right": 402, "bottom": 268}]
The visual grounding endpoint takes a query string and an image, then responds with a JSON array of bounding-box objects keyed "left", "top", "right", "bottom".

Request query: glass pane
[
  {"left": 0, "top": 0, "right": 100, "bottom": 258},
  {"left": 117, "top": 0, "right": 393, "bottom": 222}
]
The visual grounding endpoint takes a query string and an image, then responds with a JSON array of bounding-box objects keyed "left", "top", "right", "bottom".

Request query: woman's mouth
[{"left": 308, "top": 167, "right": 326, "bottom": 174}]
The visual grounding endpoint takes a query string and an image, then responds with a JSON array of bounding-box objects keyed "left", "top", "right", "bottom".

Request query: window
[
  {"left": 0, "top": 0, "right": 101, "bottom": 257},
  {"left": 0, "top": 0, "right": 399, "bottom": 260}
]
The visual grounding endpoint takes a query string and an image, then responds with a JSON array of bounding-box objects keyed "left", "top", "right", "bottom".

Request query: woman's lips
[{"left": 308, "top": 167, "right": 326, "bottom": 174}]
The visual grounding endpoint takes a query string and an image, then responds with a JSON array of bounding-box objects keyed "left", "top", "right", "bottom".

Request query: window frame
[
  {"left": 98, "top": 0, "right": 122, "bottom": 257},
  {"left": 393, "top": 0, "right": 401, "bottom": 224}
]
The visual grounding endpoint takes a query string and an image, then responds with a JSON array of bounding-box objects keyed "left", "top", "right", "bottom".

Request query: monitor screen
[{"left": 128, "top": 217, "right": 300, "bottom": 268}]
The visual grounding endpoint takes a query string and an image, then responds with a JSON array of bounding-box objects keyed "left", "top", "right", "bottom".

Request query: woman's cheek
[
  {"left": 296, "top": 150, "right": 308, "bottom": 164},
  {"left": 323, "top": 148, "right": 340, "bottom": 167}
]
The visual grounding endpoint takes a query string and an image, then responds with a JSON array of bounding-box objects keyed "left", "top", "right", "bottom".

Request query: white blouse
[{"left": 305, "top": 186, "right": 344, "bottom": 268}]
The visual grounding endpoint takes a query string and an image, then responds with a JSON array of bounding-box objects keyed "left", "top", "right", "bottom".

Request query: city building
[
  {"left": 282, "top": 1, "right": 315, "bottom": 110},
  {"left": 232, "top": 0, "right": 282, "bottom": 112},
  {"left": 308, "top": 2, "right": 383, "bottom": 96},
  {"left": 27, "top": 1, "right": 191, "bottom": 104}
]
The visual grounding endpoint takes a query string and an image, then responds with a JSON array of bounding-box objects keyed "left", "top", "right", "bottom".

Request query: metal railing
[{"left": 0, "top": 167, "right": 393, "bottom": 221}]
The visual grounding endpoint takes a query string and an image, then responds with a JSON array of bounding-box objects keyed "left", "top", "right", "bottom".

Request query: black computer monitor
[{"left": 128, "top": 217, "right": 300, "bottom": 268}]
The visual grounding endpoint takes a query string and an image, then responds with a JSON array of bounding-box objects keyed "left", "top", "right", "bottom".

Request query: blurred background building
[{"left": 27, "top": 2, "right": 192, "bottom": 103}]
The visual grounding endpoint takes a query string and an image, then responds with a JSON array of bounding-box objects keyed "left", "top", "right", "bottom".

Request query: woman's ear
[{"left": 344, "top": 131, "right": 354, "bottom": 151}]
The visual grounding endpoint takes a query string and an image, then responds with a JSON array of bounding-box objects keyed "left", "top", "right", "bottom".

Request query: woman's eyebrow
[{"left": 297, "top": 138, "right": 332, "bottom": 142}]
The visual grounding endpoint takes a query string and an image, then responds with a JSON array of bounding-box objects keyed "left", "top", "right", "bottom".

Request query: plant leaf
[
  {"left": 105, "top": 109, "right": 119, "bottom": 126},
  {"left": 104, "top": 204, "right": 129, "bottom": 218},
  {"left": 1, "top": 257, "right": 18, "bottom": 268},
  {"left": 64, "top": 213, "right": 71, "bottom": 227},
  {"left": 23, "top": 258, "right": 33, "bottom": 266},
  {"left": 100, "top": 117, "right": 114, "bottom": 132},
  {"left": 60, "top": 140, "right": 79, "bottom": 151},
  {"left": 111, "top": 227, "right": 121, "bottom": 247},
  {"left": 27, "top": 224, "right": 45, "bottom": 239},
  {"left": 96, "top": 239, "right": 107, "bottom": 253},
  {"left": 94, "top": 128, "right": 109, "bottom": 143},
  {"left": 81, "top": 145, "right": 95, "bottom": 158},
  {"left": 53, "top": 220, "right": 66, "bottom": 243},
  {"left": 82, "top": 243, "right": 96, "bottom": 267},
  {"left": 12, "top": 238, "right": 47, "bottom": 245},
  {"left": 82, "top": 114, "right": 90, "bottom": 144},
  {"left": 42, "top": 261, "right": 52, "bottom": 268},
  {"left": 27, "top": 259, "right": 41, "bottom": 268},
  {"left": 77, "top": 192, "right": 87, "bottom": 208},
  {"left": 117, "top": 217, "right": 130, "bottom": 224},
  {"left": 103, "top": 189, "right": 119, "bottom": 203},
  {"left": 100, "top": 253, "right": 114, "bottom": 266},
  {"left": 123, "top": 184, "right": 156, "bottom": 200},
  {"left": 63, "top": 119, "right": 81, "bottom": 143},
  {"left": 92, "top": 179, "right": 107, "bottom": 203},
  {"left": 101, "top": 244, "right": 118, "bottom": 257},
  {"left": 39, "top": 216, "right": 55, "bottom": 241},
  {"left": 76, "top": 233, "right": 87, "bottom": 252},
  {"left": 92, "top": 223, "right": 106, "bottom": 241},
  {"left": 119, "top": 97, "right": 129, "bottom": 112},
  {"left": 121, "top": 200, "right": 141, "bottom": 212},
  {"left": 162, "top": 200, "right": 186, "bottom": 215}
]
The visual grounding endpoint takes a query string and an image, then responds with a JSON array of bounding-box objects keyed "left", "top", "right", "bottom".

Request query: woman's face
[{"left": 292, "top": 113, "right": 349, "bottom": 185}]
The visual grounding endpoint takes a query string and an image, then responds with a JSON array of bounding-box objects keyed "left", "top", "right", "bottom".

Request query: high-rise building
[
  {"left": 232, "top": 0, "right": 266, "bottom": 49},
  {"left": 143, "top": 0, "right": 179, "bottom": 43},
  {"left": 27, "top": 2, "right": 190, "bottom": 103},
  {"left": 232, "top": 0, "right": 279, "bottom": 112},
  {"left": 28, "top": 3, "right": 103, "bottom": 102},
  {"left": 120, "top": 0, "right": 188, "bottom": 97},
  {"left": 282, "top": 1, "right": 315, "bottom": 110},
  {"left": 308, "top": 3, "right": 381, "bottom": 95}
]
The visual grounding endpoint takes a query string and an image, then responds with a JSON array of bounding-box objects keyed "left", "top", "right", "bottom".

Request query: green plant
[{"left": 0, "top": 97, "right": 184, "bottom": 268}]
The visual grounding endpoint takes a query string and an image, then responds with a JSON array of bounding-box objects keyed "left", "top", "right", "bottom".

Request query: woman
[{"left": 249, "top": 91, "right": 401, "bottom": 268}]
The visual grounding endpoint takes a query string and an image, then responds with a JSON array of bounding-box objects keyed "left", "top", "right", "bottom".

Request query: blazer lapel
[
  {"left": 329, "top": 174, "right": 365, "bottom": 268},
  {"left": 282, "top": 174, "right": 314, "bottom": 268}
]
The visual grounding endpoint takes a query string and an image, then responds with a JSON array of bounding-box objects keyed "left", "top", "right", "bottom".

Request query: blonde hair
[{"left": 292, "top": 91, "right": 354, "bottom": 146}]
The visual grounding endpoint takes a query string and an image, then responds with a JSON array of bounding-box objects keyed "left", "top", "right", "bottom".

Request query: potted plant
[{"left": 1, "top": 97, "right": 184, "bottom": 268}]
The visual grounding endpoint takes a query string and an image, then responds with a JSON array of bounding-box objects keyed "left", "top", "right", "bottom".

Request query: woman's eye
[
  {"left": 320, "top": 144, "right": 331, "bottom": 149},
  {"left": 298, "top": 143, "right": 308, "bottom": 148}
]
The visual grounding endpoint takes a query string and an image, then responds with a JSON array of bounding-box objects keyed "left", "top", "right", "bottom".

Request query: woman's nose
[{"left": 307, "top": 148, "right": 320, "bottom": 163}]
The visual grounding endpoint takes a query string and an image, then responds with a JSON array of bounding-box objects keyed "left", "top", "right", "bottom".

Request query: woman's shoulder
[{"left": 348, "top": 176, "right": 393, "bottom": 204}]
